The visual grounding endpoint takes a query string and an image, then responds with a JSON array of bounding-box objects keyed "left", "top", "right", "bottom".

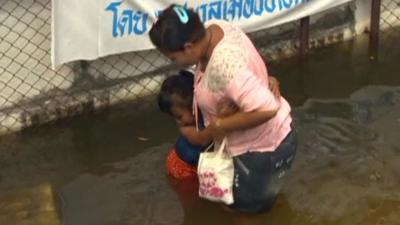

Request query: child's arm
[{"left": 178, "top": 125, "right": 214, "bottom": 146}]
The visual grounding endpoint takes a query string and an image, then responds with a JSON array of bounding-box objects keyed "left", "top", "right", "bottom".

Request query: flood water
[{"left": 1, "top": 33, "right": 400, "bottom": 225}]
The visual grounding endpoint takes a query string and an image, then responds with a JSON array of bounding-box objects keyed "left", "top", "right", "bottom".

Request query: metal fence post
[
  {"left": 369, "top": 0, "right": 381, "bottom": 60},
  {"left": 299, "top": 16, "right": 310, "bottom": 58}
]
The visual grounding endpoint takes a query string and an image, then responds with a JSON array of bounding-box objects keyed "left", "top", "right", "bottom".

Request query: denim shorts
[{"left": 229, "top": 128, "right": 298, "bottom": 213}]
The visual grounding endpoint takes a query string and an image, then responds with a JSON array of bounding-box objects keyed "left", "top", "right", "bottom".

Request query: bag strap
[
  {"left": 202, "top": 137, "right": 228, "bottom": 156},
  {"left": 216, "top": 137, "right": 228, "bottom": 158},
  {"left": 216, "top": 138, "right": 250, "bottom": 175},
  {"left": 203, "top": 142, "right": 214, "bottom": 152}
]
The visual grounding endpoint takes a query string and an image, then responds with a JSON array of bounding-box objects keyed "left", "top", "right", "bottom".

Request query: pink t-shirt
[{"left": 194, "top": 20, "right": 292, "bottom": 156}]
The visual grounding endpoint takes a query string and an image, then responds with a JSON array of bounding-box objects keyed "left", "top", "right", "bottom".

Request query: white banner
[{"left": 51, "top": 0, "right": 352, "bottom": 68}]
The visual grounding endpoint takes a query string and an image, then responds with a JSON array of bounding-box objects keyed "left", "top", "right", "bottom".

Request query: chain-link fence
[
  {"left": 379, "top": 0, "right": 400, "bottom": 56},
  {"left": 0, "top": 0, "right": 81, "bottom": 134},
  {"left": 0, "top": 0, "right": 395, "bottom": 135},
  {"left": 0, "top": 0, "right": 171, "bottom": 134}
]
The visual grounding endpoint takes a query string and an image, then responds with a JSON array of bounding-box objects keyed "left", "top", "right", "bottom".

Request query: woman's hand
[{"left": 268, "top": 76, "right": 281, "bottom": 98}]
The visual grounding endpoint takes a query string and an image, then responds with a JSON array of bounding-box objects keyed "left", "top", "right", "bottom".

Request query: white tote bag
[{"left": 197, "top": 137, "right": 234, "bottom": 204}]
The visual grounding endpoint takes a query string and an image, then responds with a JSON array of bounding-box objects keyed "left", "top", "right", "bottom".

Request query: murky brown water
[{"left": 1, "top": 33, "right": 400, "bottom": 225}]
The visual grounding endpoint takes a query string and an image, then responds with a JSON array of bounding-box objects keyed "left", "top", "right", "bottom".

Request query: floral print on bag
[{"left": 198, "top": 171, "right": 230, "bottom": 198}]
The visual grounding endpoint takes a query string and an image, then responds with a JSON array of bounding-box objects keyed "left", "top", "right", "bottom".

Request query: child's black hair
[
  {"left": 158, "top": 70, "right": 194, "bottom": 115},
  {"left": 149, "top": 4, "right": 206, "bottom": 52}
]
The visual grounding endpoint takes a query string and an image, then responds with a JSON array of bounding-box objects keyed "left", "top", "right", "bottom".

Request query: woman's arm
[
  {"left": 179, "top": 108, "right": 278, "bottom": 145},
  {"left": 212, "top": 108, "right": 277, "bottom": 133},
  {"left": 181, "top": 74, "right": 281, "bottom": 144}
]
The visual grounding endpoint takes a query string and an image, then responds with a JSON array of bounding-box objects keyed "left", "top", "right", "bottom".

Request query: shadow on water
[{"left": 1, "top": 33, "right": 400, "bottom": 225}]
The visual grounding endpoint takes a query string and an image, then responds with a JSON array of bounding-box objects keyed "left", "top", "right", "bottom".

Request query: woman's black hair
[
  {"left": 158, "top": 70, "right": 194, "bottom": 115},
  {"left": 149, "top": 4, "right": 206, "bottom": 52}
]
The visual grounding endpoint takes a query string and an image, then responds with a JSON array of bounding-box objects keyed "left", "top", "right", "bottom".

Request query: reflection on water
[
  {"left": 1, "top": 34, "right": 400, "bottom": 225},
  {"left": 284, "top": 86, "right": 400, "bottom": 225}
]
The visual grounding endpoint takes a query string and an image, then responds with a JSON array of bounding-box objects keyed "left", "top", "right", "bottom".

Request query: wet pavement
[{"left": 1, "top": 33, "right": 400, "bottom": 225}]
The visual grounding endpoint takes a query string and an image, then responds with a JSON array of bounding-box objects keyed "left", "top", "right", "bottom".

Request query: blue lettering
[
  {"left": 243, "top": 0, "right": 254, "bottom": 18},
  {"left": 254, "top": 0, "right": 264, "bottom": 16},
  {"left": 265, "top": 0, "right": 276, "bottom": 13},
  {"left": 106, "top": 1, "right": 123, "bottom": 37},
  {"left": 196, "top": 3, "right": 208, "bottom": 22},
  {"left": 106, "top": 1, "right": 148, "bottom": 37},
  {"left": 222, "top": 1, "right": 229, "bottom": 20},
  {"left": 208, "top": 1, "right": 223, "bottom": 20},
  {"left": 226, "top": 0, "right": 243, "bottom": 21},
  {"left": 278, "top": 0, "right": 283, "bottom": 10},
  {"left": 133, "top": 11, "right": 147, "bottom": 35},
  {"left": 122, "top": 10, "right": 133, "bottom": 36},
  {"left": 281, "top": 0, "right": 293, "bottom": 9},
  {"left": 106, "top": 0, "right": 311, "bottom": 38}
]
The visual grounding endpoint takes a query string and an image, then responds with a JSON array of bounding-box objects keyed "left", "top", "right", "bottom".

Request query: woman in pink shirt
[{"left": 150, "top": 5, "right": 297, "bottom": 213}]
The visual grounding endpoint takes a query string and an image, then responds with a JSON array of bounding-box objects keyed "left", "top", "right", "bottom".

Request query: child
[{"left": 158, "top": 70, "right": 238, "bottom": 179}]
